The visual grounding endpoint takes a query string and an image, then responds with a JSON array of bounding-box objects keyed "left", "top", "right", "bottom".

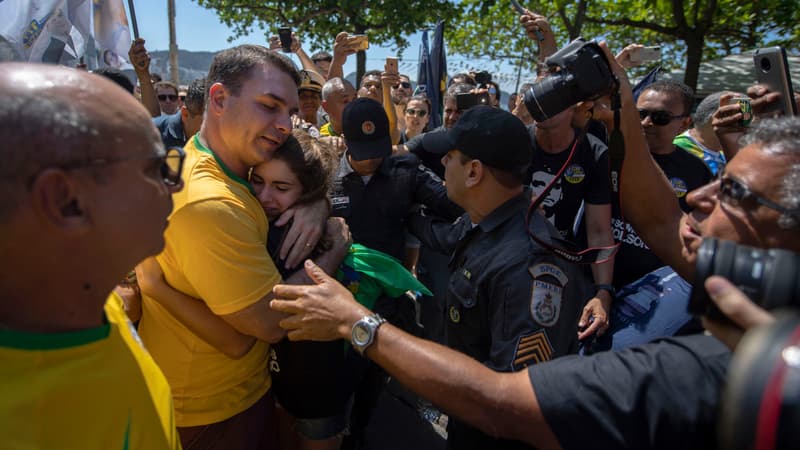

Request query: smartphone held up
[
  {"left": 278, "top": 27, "right": 292, "bottom": 53},
  {"left": 629, "top": 46, "right": 661, "bottom": 64},
  {"left": 753, "top": 47, "right": 797, "bottom": 117}
]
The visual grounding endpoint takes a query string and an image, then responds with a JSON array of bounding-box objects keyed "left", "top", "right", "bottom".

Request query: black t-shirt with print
[
  {"left": 527, "top": 130, "right": 612, "bottom": 247},
  {"left": 612, "top": 146, "right": 712, "bottom": 289}
]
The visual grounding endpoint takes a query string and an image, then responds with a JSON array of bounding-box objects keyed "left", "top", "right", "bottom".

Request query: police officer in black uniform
[
  {"left": 330, "top": 97, "right": 462, "bottom": 447},
  {"left": 330, "top": 97, "right": 462, "bottom": 263},
  {"left": 408, "top": 106, "right": 592, "bottom": 450}
]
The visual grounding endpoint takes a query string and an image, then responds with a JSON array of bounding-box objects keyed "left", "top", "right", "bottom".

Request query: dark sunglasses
[
  {"left": 158, "top": 94, "right": 179, "bottom": 102},
  {"left": 393, "top": 82, "right": 411, "bottom": 89},
  {"left": 179, "top": 95, "right": 186, "bottom": 102},
  {"left": 638, "top": 109, "right": 688, "bottom": 126},
  {"left": 718, "top": 175, "right": 798, "bottom": 218},
  {"left": 405, "top": 108, "right": 428, "bottom": 117},
  {"left": 59, "top": 147, "right": 185, "bottom": 187}
]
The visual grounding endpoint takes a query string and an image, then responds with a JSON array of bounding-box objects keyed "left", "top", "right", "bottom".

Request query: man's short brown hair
[
  {"left": 207, "top": 45, "right": 300, "bottom": 98},
  {"left": 154, "top": 80, "right": 178, "bottom": 95}
]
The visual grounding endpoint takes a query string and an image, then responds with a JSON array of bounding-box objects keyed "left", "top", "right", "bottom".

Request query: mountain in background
[{"left": 146, "top": 49, "right": 216, "bottom": 84}]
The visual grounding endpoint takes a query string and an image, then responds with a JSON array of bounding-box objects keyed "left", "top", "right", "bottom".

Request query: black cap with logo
[
  {"left": 342, "top": 98, "right": 392, "bottom": 161},
  {"left": 422, "top": 105, "right": 531, "bottom": 170}
]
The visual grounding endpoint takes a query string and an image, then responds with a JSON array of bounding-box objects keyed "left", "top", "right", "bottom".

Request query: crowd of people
[{"left": 1, "top": 7, "right": 799, "bottom": 450}]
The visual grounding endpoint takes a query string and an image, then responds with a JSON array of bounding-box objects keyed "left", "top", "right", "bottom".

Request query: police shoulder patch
[{"left": 529, "top": 263, "right": 568, "bottom": 327}]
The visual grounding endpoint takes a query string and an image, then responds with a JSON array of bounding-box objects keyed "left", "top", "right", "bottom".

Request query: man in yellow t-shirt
[
  {"left": 137, "top": 45, "right": 350, "bottom": 450},
  {"left": 0, "top": 64, "right": 181, "bottom": 449}
]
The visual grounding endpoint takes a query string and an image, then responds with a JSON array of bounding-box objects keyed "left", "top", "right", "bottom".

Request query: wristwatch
[
  {"left": 351, "top": 313, "right": 386, "bottom": 356},
  {"left": 594, "top": 283, "right": 616, "bottom": 297}
]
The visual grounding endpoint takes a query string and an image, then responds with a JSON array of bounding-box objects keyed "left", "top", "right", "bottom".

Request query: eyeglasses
[
  {"left": 638, "top": 109, "right": 688, "bottom": 126},
  {"left": 392, "top": 82, "right": 411, "bottom": 89},
  {"left": 60, "top": 147, "right": 185, "bottom": 187},
  {"left": 179, "top": 95, "right": 186, "bottom": 102},
  {"left": 405, "top": 108, "right": 428, "bottom": 117},
  {"left": 158, "top": 94, "right": 179, "bottom": 102},
  {"left": 718, "top": 175, "right": 798, "bottom": 218}
]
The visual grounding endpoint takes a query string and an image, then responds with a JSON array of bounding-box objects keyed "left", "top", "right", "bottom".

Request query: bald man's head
[
  {"left": 0, "top": 63, "right": 180, "bottom": 333},
  {"left": 0, "top": 63, "right": 162, "bottom": 220}
]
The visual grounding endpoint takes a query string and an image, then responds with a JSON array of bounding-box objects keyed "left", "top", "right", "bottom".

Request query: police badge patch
[{"left": 529, "top": 263, "right": 568, "bottom": 327}]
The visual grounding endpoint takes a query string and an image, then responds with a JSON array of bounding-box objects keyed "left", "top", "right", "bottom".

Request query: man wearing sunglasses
[
  {"left": 153, "top": 77, "right": 206, "bottom": 148},
  {"left": 0, "top": 63, "right": 182, "bottom": 448},
  {"left": 155, "top": 80, "right": 181, "bottom": 115},
  {"left": 391, "top": 74, "right": 413, "bottom": 133},
  {"left": 612, "top": 80, "right": 713, "bottom": 290},
  {"left": 268, "top": 41, "right": 800, "bottom": 449}
]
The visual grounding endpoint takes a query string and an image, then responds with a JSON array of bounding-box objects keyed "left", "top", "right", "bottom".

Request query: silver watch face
[{"left": 353, "top": 324, "right": 370, "bottom": 344}]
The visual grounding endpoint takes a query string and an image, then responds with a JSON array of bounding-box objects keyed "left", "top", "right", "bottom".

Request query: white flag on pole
[
  {"left": 93, "top": 0, "right": 131, "bottom": 68},
  {"left": 0, "top": 0, "right": 131, "bottom": 68},
  {"left": 0, "top": 0, "right": 90, "bottom": 64}
]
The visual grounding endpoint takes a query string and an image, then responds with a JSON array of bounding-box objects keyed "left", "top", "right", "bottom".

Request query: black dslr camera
[
  {"left": 474, "top": 70, "right": 492, "bottom": 87},
  {"left": 688, "top": 238, "right": 800, "bottom": 320},
  {"left": 523, "top": 38, "right": 617, "bottom": 122}
]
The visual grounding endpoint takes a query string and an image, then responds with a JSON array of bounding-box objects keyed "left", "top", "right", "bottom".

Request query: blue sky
[
  {"left": 123, "top": 0, "right": 525, "bottom": 89},
  {"left": 127, "top": 0, "right": 430, "bottom": 77}
]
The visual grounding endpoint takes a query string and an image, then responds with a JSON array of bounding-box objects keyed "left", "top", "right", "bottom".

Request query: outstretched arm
[
  {"left": 597, "top": 42, "right": 691, "bottom": 280},
  {"left": 128, "top": 38, "right": 160, "bottom": 117},
  {"left": 271, "top": 260, "right": 562, "bottom": 449},
  {"left": 328, "top": 32, "right": 357, "bottom": 80},
  {"left": 519, "top": 10, "right": 558, "bottom": 61}
]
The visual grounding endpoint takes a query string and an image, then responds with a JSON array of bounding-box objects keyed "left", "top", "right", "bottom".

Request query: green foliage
[
  {"left": 194, "top": 0, "right": 460, "bottom": 54},
  {"left": 449, "top": 0, "right": 799, "bottom": 90}
]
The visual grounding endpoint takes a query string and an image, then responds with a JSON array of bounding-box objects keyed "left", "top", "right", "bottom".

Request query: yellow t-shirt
[
  {"left": 139, "top": 135, "right": 281, "bottom": 427},
  {"left": 0, "top": 293, "right": 181, "bottom": 450}
]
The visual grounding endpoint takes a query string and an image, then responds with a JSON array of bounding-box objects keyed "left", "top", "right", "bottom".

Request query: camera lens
[
  {"left": 760, "top": 56, "right": 772, "bottom": 73},
  {"left": 522, "top": 40, "right": 616, "bottom": 122},
  {"left": 689, "top": 238, "right": 800, "bottom": 318},
  {"left": 523, "top": 73, "right": 577, "bottom": 122},
  {"left": 720, "top": 313, "right": 800, "bottom": 450}
]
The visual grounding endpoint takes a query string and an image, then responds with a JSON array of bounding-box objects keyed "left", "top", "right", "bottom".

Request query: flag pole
[{"left": 127, "top": 0, "right": 140, "bottom": 40}]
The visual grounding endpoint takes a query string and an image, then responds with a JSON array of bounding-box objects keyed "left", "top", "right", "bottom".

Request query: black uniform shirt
[
  {"left": 409, "top": 189, "right": 592, "bottom": 450},
  {"left": 330, "top": 151, "right": 461, "bottom": 261},
  {"left": 531, "top": 334, "right": 730, "bottom": 450}
]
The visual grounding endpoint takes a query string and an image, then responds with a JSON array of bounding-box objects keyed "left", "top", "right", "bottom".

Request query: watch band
[
  {"left": 351, "top": 313, "right": 386, "bottom": 356},
  {"left": 594, "top": 283, "right": 616, "bottom": 296}
]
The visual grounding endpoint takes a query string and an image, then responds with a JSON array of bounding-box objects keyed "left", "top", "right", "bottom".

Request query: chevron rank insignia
[{"left": 512, "top": 330, "right": 553, "bottom": 370}]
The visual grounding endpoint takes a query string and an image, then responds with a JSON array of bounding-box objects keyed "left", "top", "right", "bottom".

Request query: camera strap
[
  {"left": 525, "top": 123, "right": 619, "bottom": 265},
  {"left": 608, "top": 90, "right": 625, "bottom": 195}
]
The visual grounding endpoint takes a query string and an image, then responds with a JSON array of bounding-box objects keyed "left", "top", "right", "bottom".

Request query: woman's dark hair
[{"left": 271, "top": 129, "right": 339, "bottom": 206}]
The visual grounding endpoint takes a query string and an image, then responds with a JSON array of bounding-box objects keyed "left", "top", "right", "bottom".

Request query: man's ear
[
  {"left": 464, "top": 159, "right": 484, "bottom": 188},
  {"left": 180, "top": 105, "right": 190, "bottom": 121},
  {"left": 321, "top": 100, "right": 330, "bottom": 113},
  {"left": 29, "top": 169, "right": 89, "bottom": 232},
  {"left": 679, "top": 116, "right": 693, "bottom": 133},
  {"left": 207, "top": 82, "right": 227, "bottom": 116}
]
